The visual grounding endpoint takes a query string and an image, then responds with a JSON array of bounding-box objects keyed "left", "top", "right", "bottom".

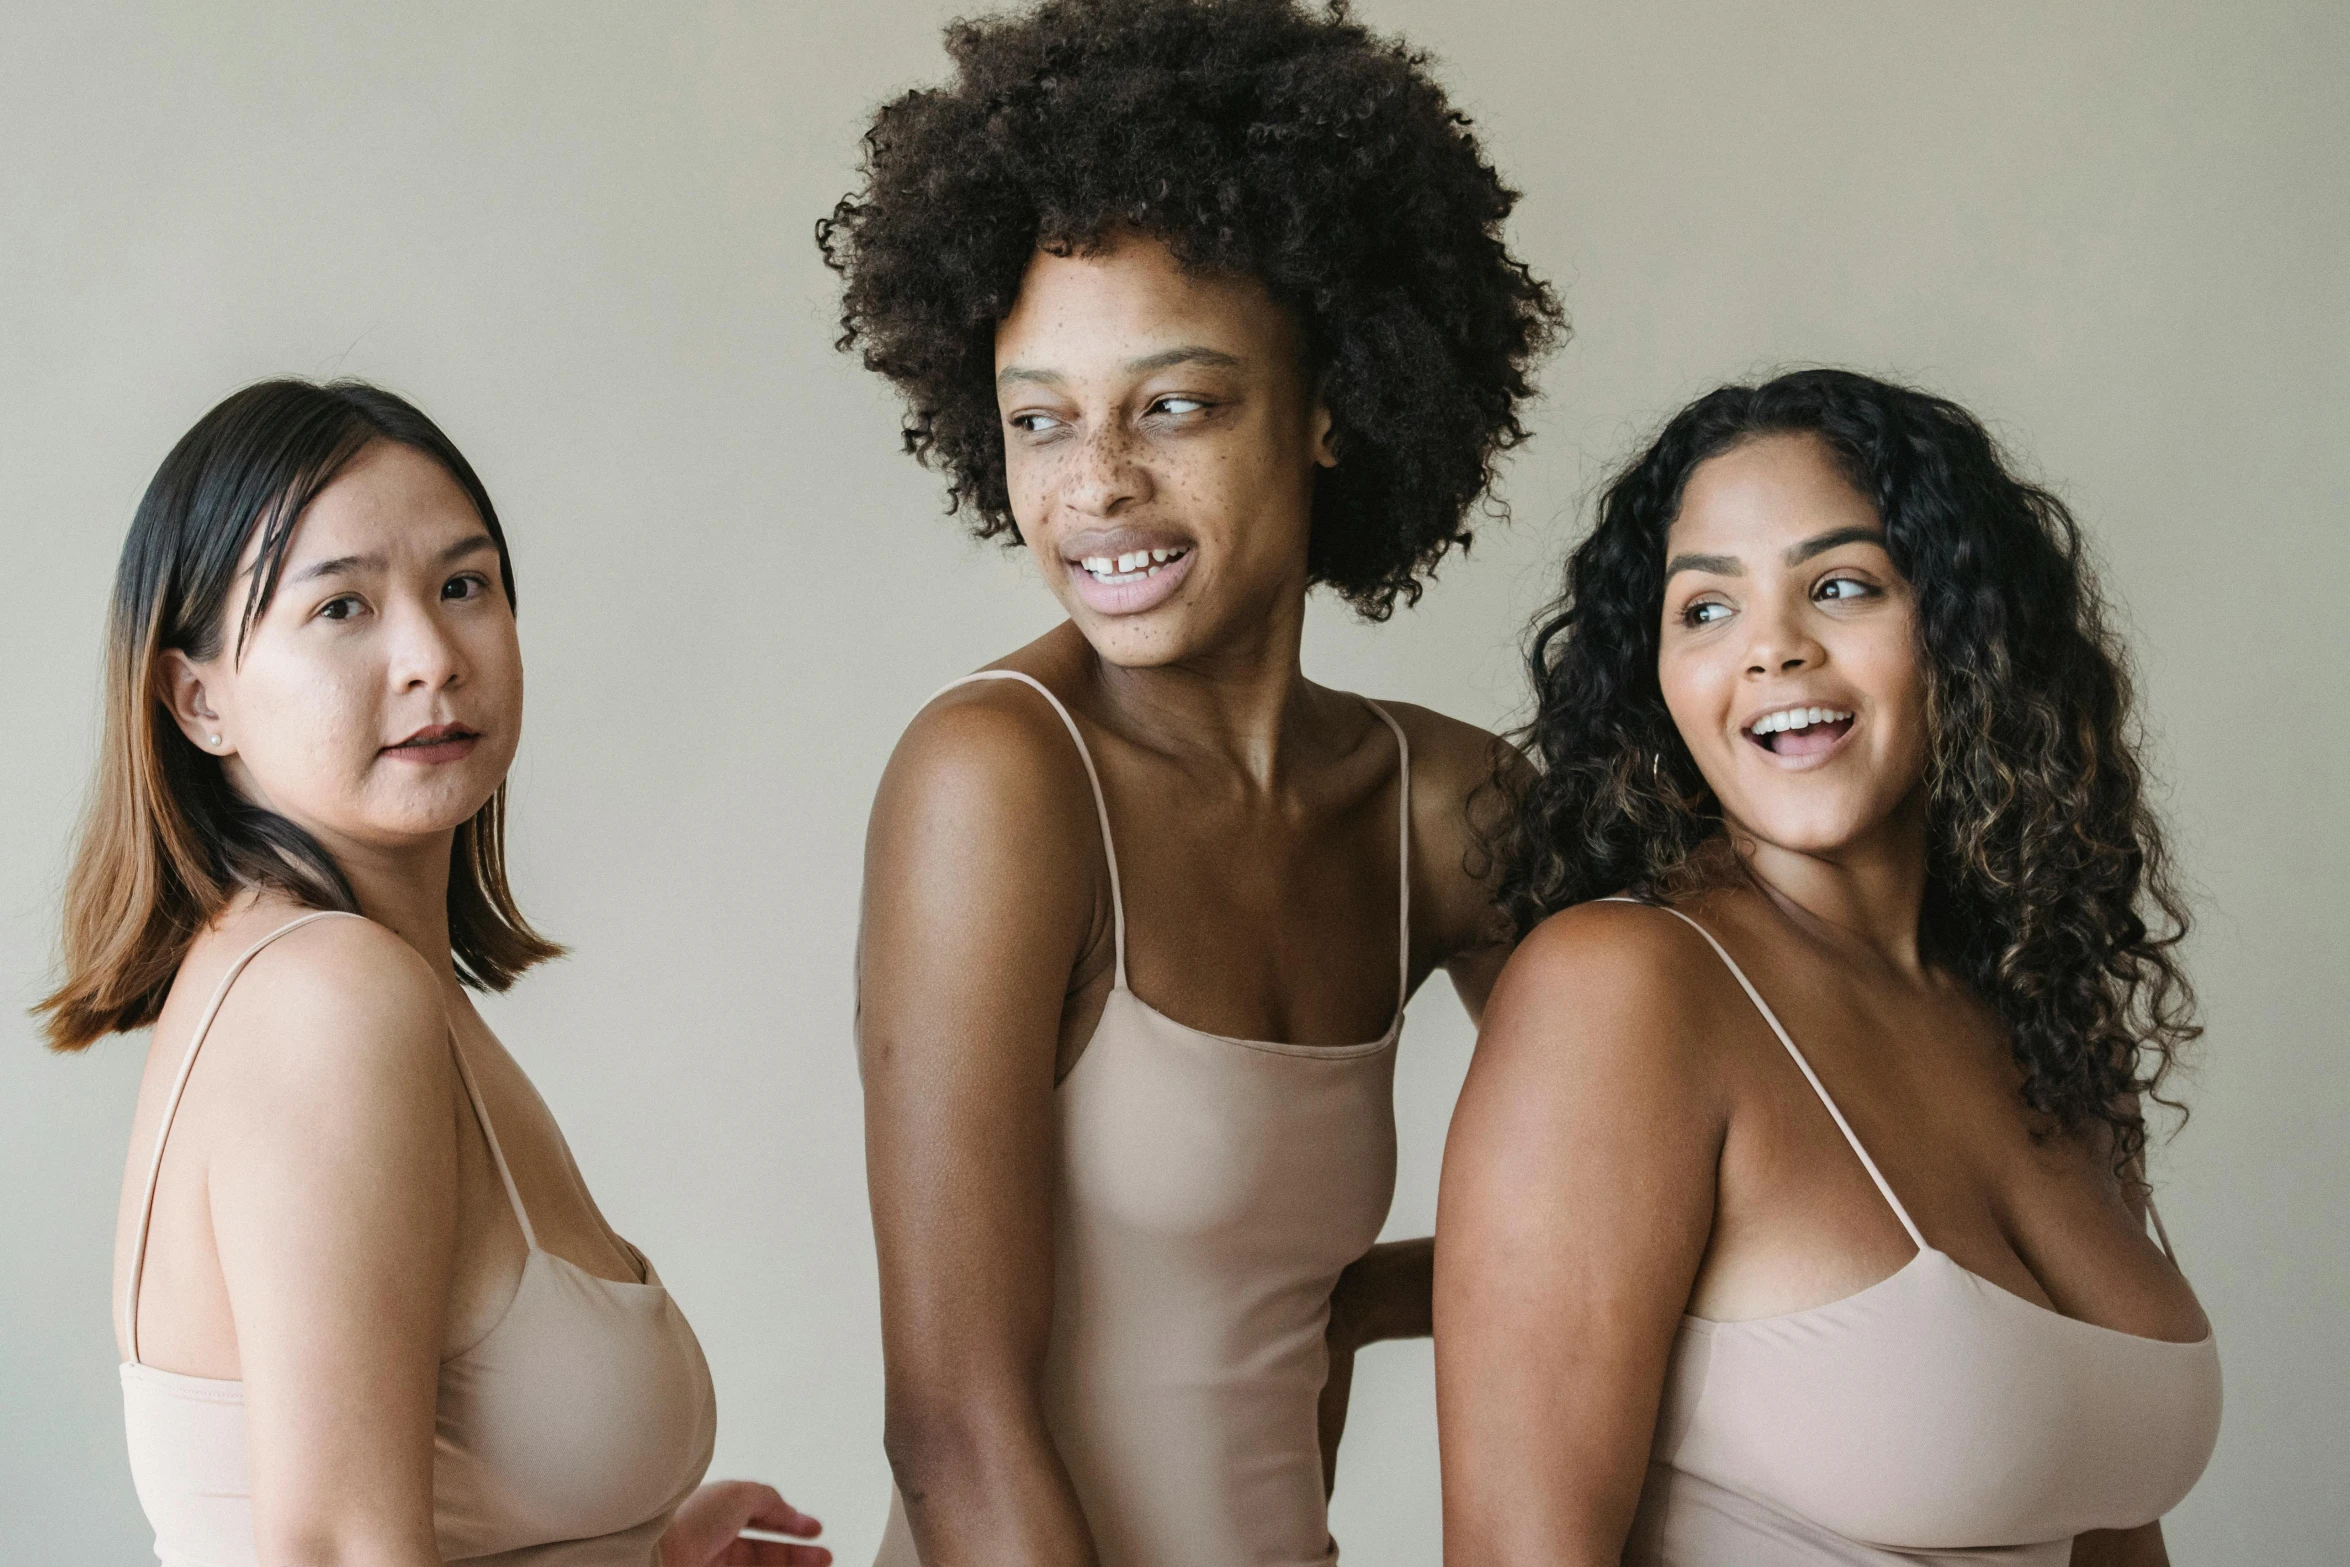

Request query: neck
[
  {"left": 1086, "top": 578, "right": 1319, "bottom": 787},
  {"left": 325, "top": 831, "right": 459, "bottom": 983},
  {"left": 1731, "top": 790, "right": 1934, "bottom": 978},
  {"left": 232, "top": 775, "right": 461, "bottom": 986}
]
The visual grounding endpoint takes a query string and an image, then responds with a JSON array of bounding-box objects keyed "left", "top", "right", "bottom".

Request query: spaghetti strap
[
  {"left": 933, "top": 670, "right": 1128, "bottom": 988},
  {"left": 1362, "top": 701, "right": 1412, "bottom": 1018},
  {"left": 1600, "top": 898, "right": 1931, "bottom": 1254},
  {"left": 2143, "top": 1192, "right": 2179, "bottom": 1263},
  {"left": 123, "top": 910, "right": 363, "bottom": 1364},
  {"left": 447, "top": 1037, "right": 538, "bottom": 1252}
]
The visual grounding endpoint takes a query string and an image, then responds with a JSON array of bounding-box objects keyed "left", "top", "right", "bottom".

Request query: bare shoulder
[
  {"left": 874, "top": 670, "right": 1101, "bottom": 839},
  {"left": 190, "top": 909, "right": 451, "bottom": 1105},
  {"left": 1363, "top": 698, "right": 1520, "bottom": 802},
  {"left": 862, "top": 666, "right": 1105, "bottom": 975},
  {"left": 1476, "top": 900, "right": 1733, "bottom": 1088}
]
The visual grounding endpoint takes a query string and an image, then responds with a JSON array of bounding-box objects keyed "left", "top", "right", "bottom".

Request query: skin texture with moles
[
  {"left": 1434, "top": 434, "right": 2205, "bottom": 1567},
  {"left": 120, "top": 441, "right": 825, "bottom": 1567},
  {"left": 859, "top": 232, "right": 1519, "bottom": 1566}
]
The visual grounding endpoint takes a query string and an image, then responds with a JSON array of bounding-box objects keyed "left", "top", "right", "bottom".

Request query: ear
[
  {"left": 158, "top": 648, "right": 233, "bottom": 758},
  {"left": 1309, "top": 398, "right": 1338, "bottom": 470}
]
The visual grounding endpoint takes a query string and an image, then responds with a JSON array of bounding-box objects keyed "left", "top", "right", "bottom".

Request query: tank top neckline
[
  {"left": 121, "top": 909, "right": 664, "bottom": 1384},
  {"left": 939, "top": 669, "right": 1409, "bottom": 1060},
  {"left": 1605, "top": 897, "right": 2212, "bottom": 1352}
]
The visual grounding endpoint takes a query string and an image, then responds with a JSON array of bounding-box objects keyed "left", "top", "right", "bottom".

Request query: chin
[
  {"left": 1072, "top": 608, "right": 1197, "bottom": 669},
  {"left": 1736, "top": 807, "right": 1877, "bottom": 859}
]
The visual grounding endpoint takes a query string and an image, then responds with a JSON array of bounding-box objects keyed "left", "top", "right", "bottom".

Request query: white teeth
[
  {"left": 1751, "top": 705, "right": 1853, "bottom": 735},
  {"left": 1077, "top": 546, "right": 1187, "bottom": 583}
]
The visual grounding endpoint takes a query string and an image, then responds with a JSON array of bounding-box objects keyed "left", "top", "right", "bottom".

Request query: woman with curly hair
[
  {"left": 821, "top": 0, "right": 1559, "bottom": 1561},
  {"left": 1435, "top": 369, "right": 2220, "bottom": 1566}
]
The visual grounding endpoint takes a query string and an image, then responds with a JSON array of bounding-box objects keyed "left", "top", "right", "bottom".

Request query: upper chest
[
  {"left": 1066, "top": 730, "right": 1413, "bottom": 1053},
  {"left": 1703, "top": 941, "right": 2206, "bottom": 1342}
]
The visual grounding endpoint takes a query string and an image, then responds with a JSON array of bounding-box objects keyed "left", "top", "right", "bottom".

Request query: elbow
[
  {"left": 881, "top": 1380, "right": 1046, "bottom": 1502},
  {"left": 253, "top": 1521, "right": 437, "bottom": 1567}
]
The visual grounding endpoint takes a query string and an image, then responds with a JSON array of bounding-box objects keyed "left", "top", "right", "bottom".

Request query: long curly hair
[
  {"left": 817, "top": 0, "right": 1563, "bottom": 619},
  {"left": 1494, "top": 368, "right": 2197, "bottom": 1167}
]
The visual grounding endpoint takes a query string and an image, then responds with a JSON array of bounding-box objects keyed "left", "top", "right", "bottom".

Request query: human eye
[
  {"left": 1814, "top": 573, "right": 1880, "bottom": 603},
  {"left": 1007, "top": 409, "right": 1067, "bottom": 436},
  {"left": 1149, "top": 394, "right": 1209, "bottom": 417},
  {"left": 314, "top": 593, "right": 366, "bottom": 623},
  {"left": 442, "top": 571, "right": 490, "bottom": 602},
  {"left": 1679, "top": 596, "right": 1732, "bottom": 628}
]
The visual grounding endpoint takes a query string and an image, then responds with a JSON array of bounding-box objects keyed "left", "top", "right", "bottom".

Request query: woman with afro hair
[
  {"left": 1435, "top": 370, "right": 2219, "bottom": 1564},
  {"left": 823, "top": 0, "right": 1560, "bottom": 1562}
]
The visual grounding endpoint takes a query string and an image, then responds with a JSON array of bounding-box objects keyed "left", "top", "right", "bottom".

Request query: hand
[{"left": 659, "top": 1480, "right": 829, "bottom": 1567}]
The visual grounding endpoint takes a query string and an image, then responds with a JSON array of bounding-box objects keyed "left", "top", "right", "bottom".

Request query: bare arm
[
  {"left": 1434, "top": 907, "right": 1727, "bottom": 1567},
  {"left": 858, "top": 691, "right": 1107, "bottom": 1567},
  {"left": 202, "top": 919, "right": 458, "bottom": 1567},
  {"left": 1318, "top": 708, "right": 1525, "bottom": 1492}
]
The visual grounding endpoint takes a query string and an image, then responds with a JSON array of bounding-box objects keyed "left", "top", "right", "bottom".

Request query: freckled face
[
  {"left": 168, "top": 441, "right": 522, "bottom": 854},
  {"left": 1656, "top": 433, "right": 1929, "bottom": 859},
  {"left": 993, "top": 232, "right": 1335, "bottom": 667}
]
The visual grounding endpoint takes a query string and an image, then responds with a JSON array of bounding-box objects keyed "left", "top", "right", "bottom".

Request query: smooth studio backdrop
[{"left": 4, "top": 3, "right": 2343, "bottom": 1560}]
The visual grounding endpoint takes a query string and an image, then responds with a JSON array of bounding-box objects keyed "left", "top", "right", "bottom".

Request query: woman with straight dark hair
[
  {"left": 1435, "top": 369, "right": 2219, "bottom": 1565},
  {"left": 43, "top": 380, "right": 826, "bottom": 1567}
]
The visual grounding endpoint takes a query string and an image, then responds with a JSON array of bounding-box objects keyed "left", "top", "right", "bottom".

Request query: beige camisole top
[
  {"left": 1620, "top": 904, "right": 2222, "bottom": 1565},
  {"left": 875, "top": 671, "right": 1408, "bottom": 1567},
  {"left": 119, "top": 911, "right": 717, "bottom": 1566}
]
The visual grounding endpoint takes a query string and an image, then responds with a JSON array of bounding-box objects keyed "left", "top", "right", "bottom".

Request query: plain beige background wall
[{"left": 3, "top": 2, "right": 2342, "bottom": 1560}]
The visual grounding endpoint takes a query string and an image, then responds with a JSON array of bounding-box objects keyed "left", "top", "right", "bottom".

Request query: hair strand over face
[{"left": 36, "top": 378, "right": 562, "bottom": 1052}]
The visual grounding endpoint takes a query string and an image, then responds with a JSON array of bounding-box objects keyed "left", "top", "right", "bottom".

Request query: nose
[
  {"left": 387, "top": 594, "right": 468, "bottom": 694},
  {"left": 1063, "top": 419, "right": 1151, "bottom": 519},
  {"left": 1741, "top": 598, "right": 1825, "bottom": 678}
]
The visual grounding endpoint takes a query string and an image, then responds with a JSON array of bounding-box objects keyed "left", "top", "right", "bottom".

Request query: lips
[
  {"left": 1061, "top": 534, "right": 1196, "bottom": 616},
  {"left": 382, "top": 723, "right": 481, "bottom": 763},
  {"left": 1742, "top": 704, "right": 1855, "bottom": 759}
]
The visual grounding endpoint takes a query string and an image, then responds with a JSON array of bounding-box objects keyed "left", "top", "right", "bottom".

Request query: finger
[
  {"left": 723, "top": 1540, "right": 833, "bottom": 1566},
  {"left": 739, "top": 1522, "right": 826, "bottom": 1544},
  {"left": 740, "top": 1498, "right": 825, "bottom": 1538}
]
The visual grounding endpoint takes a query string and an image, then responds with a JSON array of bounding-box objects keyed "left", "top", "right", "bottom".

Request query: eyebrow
[
  {"left": 1663, "top": 526, "right": 1889, "bottom": 582},
  {"left": 995, "top": 345, "right": 1244, "bottom": 388},
  {"left": 1124, "top": 346, "right": 1242, "bottom": 375},
  {"left": 1663, "top": 551, "right": 1741, "bottom": 581},
  {"left": 290, "top": 533, "right": 497, "bottom": 584},
  {"left": 1783, "top": 525, "right": 1886, "bottom": 564}
]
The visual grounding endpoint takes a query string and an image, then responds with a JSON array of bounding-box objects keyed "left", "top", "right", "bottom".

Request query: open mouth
[
  {"left": 1075, "top": 545, "right": 1190, "bottom": 586},
  {"left": 1063, "top": 540, "right": 1196, "bottom": 616},
  {"left": 1743, "top": 705, "right": 1854, "bottom": 759}
]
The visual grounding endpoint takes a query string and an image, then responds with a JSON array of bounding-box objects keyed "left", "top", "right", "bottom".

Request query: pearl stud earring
[{"left": 207, "top": 735, "right": 222, "bottom": 748}]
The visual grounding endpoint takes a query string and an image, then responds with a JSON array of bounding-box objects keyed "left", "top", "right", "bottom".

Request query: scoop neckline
[{"left": 1681, "top": 1246, "right": 2214, "bottom": 1349}]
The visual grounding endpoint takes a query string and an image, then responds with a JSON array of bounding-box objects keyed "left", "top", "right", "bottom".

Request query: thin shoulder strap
[
  {"left": 933, "top": 670, "right": 1127, "bottom": 988},
  {"left": 446, "top": 1032, "right": 537, "bottom": 1252},
  {"left": 1600, "top": 898, "right": 1930, "bottom": 1253},
  {"left": 1362, "top": 700, "right": 1412, "bottom": 1017},
  {"left": 124, "top": 910, "right": 363, "bottom": 1364},
  {"left": 2142, "top": 1191, "right": 2179, "bottom": 1264}
]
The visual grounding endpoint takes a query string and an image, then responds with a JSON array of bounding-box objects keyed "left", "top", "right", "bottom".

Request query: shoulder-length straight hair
[{"left": 38, "top": 379, "right": 562, "bottom": 1052}]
